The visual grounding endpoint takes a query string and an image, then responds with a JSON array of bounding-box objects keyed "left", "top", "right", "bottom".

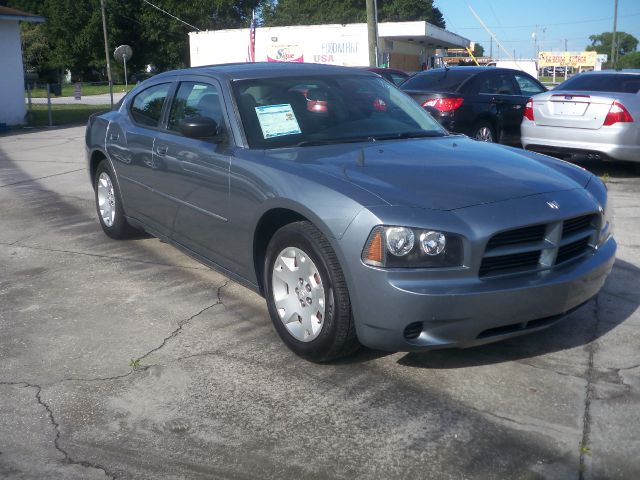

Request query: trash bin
[{"left": 50, "top": 83, "right": 62, "bottom": 96}]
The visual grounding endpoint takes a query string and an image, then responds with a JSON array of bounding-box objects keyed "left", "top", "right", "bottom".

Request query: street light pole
[
  {"left": 611, "top": 0, "right": 618, "bottom": 69},
  {"left": 366, "top": 0, "right": 378, "bottom": 67},
  {"left": 100, "top": 0, "right": 114, "bottom": 108}
]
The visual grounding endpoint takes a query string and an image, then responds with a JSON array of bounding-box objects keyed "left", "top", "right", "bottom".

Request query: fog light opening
[{"left": 403, "top": 321, "right": 424, "bottom": 340}]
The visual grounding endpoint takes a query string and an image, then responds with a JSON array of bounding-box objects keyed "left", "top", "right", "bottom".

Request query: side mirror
[{"left": 179, "top": 116, "right": 219, "bottom": 139}]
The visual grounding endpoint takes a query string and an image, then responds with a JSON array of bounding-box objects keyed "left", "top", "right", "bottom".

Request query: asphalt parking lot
[{"left": 1, "top": 126, "right": 639, "bottom": 480}]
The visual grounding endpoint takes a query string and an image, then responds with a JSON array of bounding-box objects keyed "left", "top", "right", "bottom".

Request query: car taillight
[
  {"left": 603, "top": 101, "right": 633, "bottom": 126},
  {"left": 523, "top": 98, "right": 534, "bottom": 121},
  {"left": 422, "top": 97, "right": 464, "bottom": 112}
]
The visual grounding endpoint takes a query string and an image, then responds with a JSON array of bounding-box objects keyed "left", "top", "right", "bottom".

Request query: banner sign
[
  {"left": 267, "top": 44, "right": 304, "bottom": 63},
  {"left": 538, "top": 51, "right": 597, "bottom": 68}
]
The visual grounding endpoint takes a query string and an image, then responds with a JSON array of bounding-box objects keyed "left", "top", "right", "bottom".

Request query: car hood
[{"left": 267, "top": 136, "right": 591, "bottom": 211}]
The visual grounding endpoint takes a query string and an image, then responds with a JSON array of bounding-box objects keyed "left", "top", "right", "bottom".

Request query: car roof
[
  {"left": 365, "top": 67, "right": 407, "bottom": 74},
  {"left": 576, "top": 69, "right": 640, "bottom": 75},
  {"left": 152, "top": 62, "right": 376, "bottom": 81}
]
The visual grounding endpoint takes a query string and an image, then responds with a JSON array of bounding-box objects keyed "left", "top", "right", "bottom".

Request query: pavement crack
[
  {"left": 0, "top": 381, "right": 115, "bottom": 479},
  {"left": 0, "top": 241, "right": 209, "bottom": 271},
  {"left": 517, "top": 361, "right": 584, "bottom": 380},
  {"left": 63, "top": 371, "right": 133, "bottom": 383},
  {"left": 137, "top": 285, "right": 227, "bottom": 364},
  {"left": 0, "top": 168, "right": 85, "bottom": 188},
  {"left": 579, "top": 296, "right": 601, "bottom": 480}
]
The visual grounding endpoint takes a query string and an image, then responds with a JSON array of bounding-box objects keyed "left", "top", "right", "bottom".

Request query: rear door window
[
  {"left": 478, "top": 74, "right": 518, "bottom": 95},
  {"left": 555, "top": 74, "right": 640, "bottom": 93},
  {"left": 513, "top": 73, "right": 546, "bottom": 96},
  {"left": 130, "top": 83, "right": 172, "bottom": 127}
]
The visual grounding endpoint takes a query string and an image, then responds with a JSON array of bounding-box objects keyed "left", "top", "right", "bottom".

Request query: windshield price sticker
[{"left": 255, "top": 104, "right": 302, "bottom": 139}]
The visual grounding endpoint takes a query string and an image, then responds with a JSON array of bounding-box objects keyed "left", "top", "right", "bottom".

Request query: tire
[
  {"left": 264, "top": 221, "right": 359, "bottom": 362},
  {"left": 472, "top": 121, "right": 496, "bottom": 143},
  {"left": 94, "top": 160, "right": 138, "bottom": 239}
]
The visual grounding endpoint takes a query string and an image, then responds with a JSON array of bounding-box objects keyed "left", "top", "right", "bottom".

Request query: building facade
[
  {"left": 189, "top": 21, "right": 470, "bottom": 72},
  {"left": 0, "top": 6, "right": 44, "bottom": 126}
]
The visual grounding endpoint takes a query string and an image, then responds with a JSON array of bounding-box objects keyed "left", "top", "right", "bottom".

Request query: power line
[
  {"left": 454, "top": 11, "right": 640, "bottom": 30},
  {"left": 140, "top": 0, "right": 202, "bottom": 31}
]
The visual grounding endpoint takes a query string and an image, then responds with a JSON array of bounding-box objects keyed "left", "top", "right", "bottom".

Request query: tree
[
  {"left": 379, "top": 0, "right": 445, "bottom": 27},
  {"left": 8, "top": 0, "right": 263, "bottom": 80},
  {"left": 263, "top": 0, "right": 445, "bottom": 28},
  {"left": 617, "top": 51, "right": 640, "bottom": 69},
  {"left": 472, "top": 43, "right": 484, "bottom": 57},
  {"left": 586, "top": 31, "right": 638, "bottom": 57}
]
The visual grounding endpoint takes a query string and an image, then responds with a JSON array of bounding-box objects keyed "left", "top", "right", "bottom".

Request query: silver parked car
[
  {"left": 86, "top": 63, "right": 615, "bottom": 362},
  {"left": 521, "top": 70, "right": 640, "bottom": 163}
]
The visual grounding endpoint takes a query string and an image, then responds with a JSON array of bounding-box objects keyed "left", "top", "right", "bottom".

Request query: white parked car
[{"left": 521, "top": 70, "right": 640, "bottom": 165}]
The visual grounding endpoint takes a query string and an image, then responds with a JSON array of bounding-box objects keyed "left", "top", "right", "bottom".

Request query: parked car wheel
[
  {"left": 264, "top": 221, "right": 358, "bottom": 362},
  {"left": 94, "top": 160, "right": 138, "bottom": 239},
  {"left": 473, "top": 121, "right": 496, "bottom": 143}
]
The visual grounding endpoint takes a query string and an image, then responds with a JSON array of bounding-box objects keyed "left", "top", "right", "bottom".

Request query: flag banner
[{"left": 247, "top": 11, "right": 256, "bottom": 63}]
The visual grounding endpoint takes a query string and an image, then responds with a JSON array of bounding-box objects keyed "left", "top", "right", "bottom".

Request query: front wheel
[{"left": 264, "top": 221, "right": 358, "bottom": 362}]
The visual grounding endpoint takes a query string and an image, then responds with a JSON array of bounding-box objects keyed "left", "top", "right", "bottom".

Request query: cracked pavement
[{"left": 1, "top": 126, "right": 639, "bottom": 479}]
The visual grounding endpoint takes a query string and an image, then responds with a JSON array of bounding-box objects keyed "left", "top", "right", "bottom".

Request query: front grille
[
  {"left": 556, "top": 237, "right": 591, "bottom": 264},
  {"left": 486, "top": 224, "right": 546, "bottom": 249},
  {"left": 562, "top": 214, "right": 596, "bottom": 238},
  {"left": 479, "top": 251, "right": 541, "bottom": 277},
  {"left": 480, "top": 213, "right": 599, "bottom": 278}
]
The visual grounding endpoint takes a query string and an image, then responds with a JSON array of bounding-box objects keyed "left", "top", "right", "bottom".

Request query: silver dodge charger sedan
[
  {"left": 521, "top": 70, "right": 640, "bottom": 164},
  {"left": 85, "top": 63, "right": 616, "bottom": 361}
]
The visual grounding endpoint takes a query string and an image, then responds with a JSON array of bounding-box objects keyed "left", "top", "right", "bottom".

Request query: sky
[{"left": 435, "top": 0, "right": 640, "bottom": 59}]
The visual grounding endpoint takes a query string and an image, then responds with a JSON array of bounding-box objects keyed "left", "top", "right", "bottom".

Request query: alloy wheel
[
  {"left": 474, "top": 126, "right": 494, "bottom": 142},
  {"left": 271, "top": 247, "right": 326, "bottom": 342},
  {"left": 97, "top": 172, "right": 116, "bottom": 227}
]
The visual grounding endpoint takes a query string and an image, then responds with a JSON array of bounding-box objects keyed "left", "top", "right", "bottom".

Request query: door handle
[
  {"left": 491, "top": 97, "right": 504, "bottom": 104},
  {"left": 108, "top": 132, "right": 119, "bottom": 141},
  {"left": 156, "top": 144, "right": 168, "bottom": 156}
]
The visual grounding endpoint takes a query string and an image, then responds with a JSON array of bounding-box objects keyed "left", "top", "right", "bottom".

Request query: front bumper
[
  {"left": 353, "top": 237, "right": 614, "bottom": 351},
  {"left": 521, "top": 121, "right": 640, "bottom": 163},
  {"left": 338, "top": 195, "right": 616, "bottom": 352}
]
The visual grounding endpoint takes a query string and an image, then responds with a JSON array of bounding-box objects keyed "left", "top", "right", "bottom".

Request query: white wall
[
  {"left": 190, "top": 24, "right": 369, "bottom": 67},
  {"left": 0, "top": 20, "right": 26, "bottom": 125}
]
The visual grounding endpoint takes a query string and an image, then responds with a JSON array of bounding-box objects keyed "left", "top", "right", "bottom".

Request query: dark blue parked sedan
[
  {"left": 86, "top": 63, "right": 615, "bottom": 362},
  {"left": 401, "top": 66, "right": 546, "bottom": 145}
]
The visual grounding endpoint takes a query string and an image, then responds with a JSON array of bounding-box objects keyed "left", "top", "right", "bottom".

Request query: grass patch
[
  {"left": 27, "top": 83, "right": 133, "bottom": 98},
  {"left": 28, "top": 104, "right": 111, "bottom": 127}
]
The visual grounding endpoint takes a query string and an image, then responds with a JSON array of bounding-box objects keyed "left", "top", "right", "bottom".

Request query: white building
[
  {"left": 0, "top": 6, "right": 44, "bottom": 126},
  {"left": 189, "top": 21, "right": 470, "bottom": 72}
]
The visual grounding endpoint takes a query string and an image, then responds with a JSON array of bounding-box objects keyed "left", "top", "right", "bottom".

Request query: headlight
[
  {"left": 598, "top": 200, "right": 614, "bottom": 247},
  {"left": 586, "top": 175, "right": 613, "bottom": 248},
  {"left": 362, "top": 226, "right": 464, "bottom": 268}
]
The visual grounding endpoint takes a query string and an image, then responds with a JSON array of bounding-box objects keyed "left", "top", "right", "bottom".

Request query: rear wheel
[
  {"left": 264, "top": 221, "right": 358, "bottom": 362},
  {"left": 94, "top": 160, "right": 138, "bottom": 239},
  {"left": 472, "top": 121, "right": 496, "bottom": 143}
]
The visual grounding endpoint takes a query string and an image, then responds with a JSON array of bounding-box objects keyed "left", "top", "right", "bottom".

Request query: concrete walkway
[{"left": 26, "top": 92, "right": 128, "bottom": 106}]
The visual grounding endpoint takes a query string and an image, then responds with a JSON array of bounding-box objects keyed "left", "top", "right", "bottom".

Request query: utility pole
[
  {"left": 100, "top": 0, "right": 114, "bottom": 108},
  {"left": 564, "top": 38, "right": 568, "bottom": 51},
  {"left": 489, "top": 36, "right": 493, "bottom": 59},
  {"left": 366, "top": 0, "right": 378, "bottom": 67},
  {"left": 611, "top": 0, "right": 618, "bottom": 69}
]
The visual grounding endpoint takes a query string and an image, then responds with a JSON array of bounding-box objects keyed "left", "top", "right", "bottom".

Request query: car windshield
[
  {"left": 232, "top": 75, "right": 446, "bottom": 149},
  {"left": 555, "top": 73, "right": 640, "bottom": 94}
]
